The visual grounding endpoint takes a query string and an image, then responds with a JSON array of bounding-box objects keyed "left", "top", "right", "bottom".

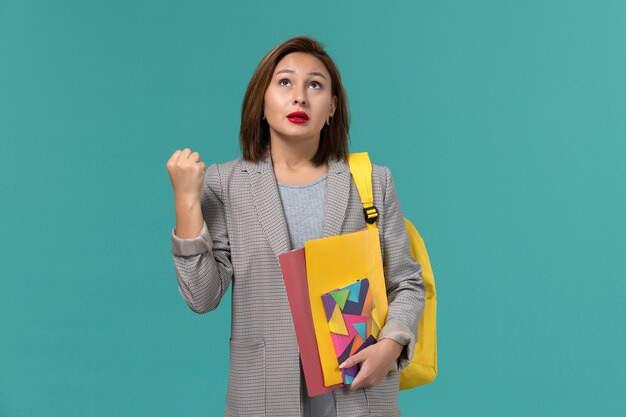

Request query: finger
[
  {"left": 179, "top": 148, "right": 192, "bottom": 160},
  {"left": 339, "top": 356, "right": 360, "bottom": 369},
  {"left": 349, "top": 367, "right": 369, "bottom": 391},
  {"left": 339, "top": 353, "right": 362, "bottom": 369},
  {"left": 167, "top": 150, "right": 182, "bottom": 167},
  {"left": 340, "top": 344, "right": 376, "bottom": 369},
  {"left": 349, "top": 377, "right": 362, "bottom": 391},
  {"left": 188, "top": 151, "right": 200, "bottom": 163}
]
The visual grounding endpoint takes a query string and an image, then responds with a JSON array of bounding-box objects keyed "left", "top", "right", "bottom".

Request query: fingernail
[{"left": 339, "top": 362, "right": 345, "bottom": 369}]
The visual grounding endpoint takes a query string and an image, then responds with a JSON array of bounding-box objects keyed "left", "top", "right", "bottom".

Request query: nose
[{"left": 293, "top": 86, "right": 307, "bottom": 105}]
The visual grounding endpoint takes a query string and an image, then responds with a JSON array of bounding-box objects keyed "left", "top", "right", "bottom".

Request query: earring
[
  {"left": 262, "top": 112, "right": 266, "bottom": 120},
  {"left": 326, "top": 115, "right": 332, "bottom": 126}
]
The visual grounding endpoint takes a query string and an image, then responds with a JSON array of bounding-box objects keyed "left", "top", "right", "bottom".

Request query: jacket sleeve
[
  {"left": 170, "top": 163, "right": 233, "bottom": 314},
  {"left": 377, "top": 166, "right": 426, "bottom": 371}
]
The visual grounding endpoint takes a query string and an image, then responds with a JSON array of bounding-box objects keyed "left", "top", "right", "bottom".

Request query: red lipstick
[{"left": 287, "top": 111, "right": 309, "bottom": 124}]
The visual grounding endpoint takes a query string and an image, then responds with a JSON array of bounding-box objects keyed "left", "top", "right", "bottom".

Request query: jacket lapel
[
  {"left": 242, "top": 152, "right": 352, "bottom": 260},
  {"left": 243, "top": 153, "right": 292, "bottom": 260},
  {"left": 322, "top": 157, "right": 352, "bottom": 238}
]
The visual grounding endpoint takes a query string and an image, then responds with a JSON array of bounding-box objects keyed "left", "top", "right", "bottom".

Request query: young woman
[{"left": 167, "top": 36, "right": 425, "bottom": 417}]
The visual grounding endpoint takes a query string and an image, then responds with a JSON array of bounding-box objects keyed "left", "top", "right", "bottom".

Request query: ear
[{"left": 330, "top": 95, "right": 337, "bottom": 117}]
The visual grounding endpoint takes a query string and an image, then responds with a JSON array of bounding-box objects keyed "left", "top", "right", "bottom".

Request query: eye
[
  {"left": 279, "top": 78, "right": 291, "bottom": 86},
  {"left": 310, "top": 81, "right": 322, "bottom": 89}
]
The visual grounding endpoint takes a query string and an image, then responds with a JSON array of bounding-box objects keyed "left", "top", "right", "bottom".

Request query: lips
[{"left": 287, "top": 111, "right": 309, "bottom": 124}]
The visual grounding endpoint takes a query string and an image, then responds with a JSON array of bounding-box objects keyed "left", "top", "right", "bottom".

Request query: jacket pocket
[
  {"left": 226, "top": 338, "right": 266, "bottom": 416},
  {"left": 363, "top": 369, "right": 400, "bottom": 417}
]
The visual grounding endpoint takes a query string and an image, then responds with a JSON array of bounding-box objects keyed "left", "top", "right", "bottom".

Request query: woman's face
[{"left": 264, "top": 52, "right": 337, "bottom": 144}]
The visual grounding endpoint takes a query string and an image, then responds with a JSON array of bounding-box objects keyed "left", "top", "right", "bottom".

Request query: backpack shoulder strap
[{"left": 348, "top": 152, "right": 379, "bottom": 229}]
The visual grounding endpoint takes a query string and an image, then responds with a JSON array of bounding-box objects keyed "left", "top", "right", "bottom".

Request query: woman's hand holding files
[{"left": 339, "top": 338, "right": 404, "bottom": 391}]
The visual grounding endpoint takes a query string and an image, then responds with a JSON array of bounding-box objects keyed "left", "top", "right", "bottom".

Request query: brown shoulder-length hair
[{"left": 240, "top": 36, "right": 350, "bottom": 166}]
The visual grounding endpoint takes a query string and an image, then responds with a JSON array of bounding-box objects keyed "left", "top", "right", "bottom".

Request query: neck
[{"left": 269, "top": 133, "right": 321, "bottom": 170}]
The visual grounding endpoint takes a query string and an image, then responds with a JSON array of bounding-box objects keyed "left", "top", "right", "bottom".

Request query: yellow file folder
[{"left": 304, "top": 228, "right": 389, "bottom": 386}]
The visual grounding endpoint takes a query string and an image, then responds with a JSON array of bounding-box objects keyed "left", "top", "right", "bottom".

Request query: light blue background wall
[{"left": 1, "top": 1, "right": 624, "bottom": 416}]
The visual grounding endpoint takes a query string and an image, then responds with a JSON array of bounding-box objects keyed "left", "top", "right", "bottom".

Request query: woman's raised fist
[{"left": 166, "top": 148, "right": 206, "bottom": 203}]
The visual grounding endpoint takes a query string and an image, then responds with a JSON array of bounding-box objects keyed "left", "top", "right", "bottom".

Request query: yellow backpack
[{"left": 348, "top": 152, "right": 438, "bottom": 389}]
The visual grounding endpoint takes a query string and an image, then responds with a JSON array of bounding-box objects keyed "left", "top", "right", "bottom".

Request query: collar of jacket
[
  {"left": 241, "top": 151, "right": 353, "bottom": 260},
  {"left": 240, "top": 151, "right": 348, "bottom": 174}
]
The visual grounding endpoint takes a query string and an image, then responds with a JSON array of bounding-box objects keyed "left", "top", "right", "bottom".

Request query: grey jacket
[{"left": 171, "top": 153, "right": 425, "bottom": 417}]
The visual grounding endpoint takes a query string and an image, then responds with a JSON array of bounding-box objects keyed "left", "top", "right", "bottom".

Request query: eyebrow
[{"left": 275, "top": 69, "right": 327, "bottom": 80}]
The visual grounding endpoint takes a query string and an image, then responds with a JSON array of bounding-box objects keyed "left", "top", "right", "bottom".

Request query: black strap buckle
[{"left": 363, "top": 206, "right": 379, "bottom": 224}]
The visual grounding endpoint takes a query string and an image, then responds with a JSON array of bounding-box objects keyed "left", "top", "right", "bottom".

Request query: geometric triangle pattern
[
  {"left": 331, "top": 290, "right": 350, "bottom": 310},
  {"left": 354, "top": 322, "right": 366, "bottom": 341},
  {"left": 328, "top": 304, "right": 348, "bottom": 336},
  {"left": 321, "top": 278, "right": 377, "bottom": 385}
]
